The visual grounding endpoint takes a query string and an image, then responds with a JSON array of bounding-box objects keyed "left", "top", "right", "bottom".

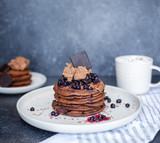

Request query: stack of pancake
[
  {"left": 52, "top": 51, "right": 106, "bottom": 117},
  {"left": 0, "top": 56, "right": 32, "bottom": 87},
  {"left": 8, "top": 69, "right": 32, "bottom": 87},
  {"left": 52, "top": 79, "right": 106, "bottom": 117},
  {"left": 0, "top": 68, "right": 32, "bottom": 87}
]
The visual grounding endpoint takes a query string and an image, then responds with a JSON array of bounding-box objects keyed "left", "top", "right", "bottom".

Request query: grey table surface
[{"left": 0, "top": 76, "right": 160, "bottom": 143}]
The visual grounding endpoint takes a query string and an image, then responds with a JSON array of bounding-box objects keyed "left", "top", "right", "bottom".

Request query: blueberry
[
  {"left": 72, "top": 84, "right": 77, "bottom": 89},
  {"left": 107, "top": 98, "right": 111, "bottom": 103},
  {"left": 90, "top": 73, "right": 94, "bottom": 76},
  {"left": 94, "top": 76, "right": 98, "bottom": 80},
  {"left": 89, "top": 116, "right": 95, "bottom": 121},
  {"left": 84, "top": 85, "right": 89, "bottom": 90},
  {"left": 65, "top": 81, "right": 71, "bottom": 85},
  {"left": 52, "top": 100, "right": 56, "bottom": 103},
  {"left": 30, "top": 107, "right": 35, "bottom": 111},
  {"left": 89, "top": 87, "right": 93, "bottom": 90},
  {"left": 101, "top": 114, "right": 107, "bottom": 119},
  {"left": 125, "top": 103, "right": 130, "bottom": 108},
  {"left": 116, "top": 99, "right": 122, "bottom": 103},
  {"left": 104, "top": 96, "right": 109, "bottom": 101},
  {"left": 63, "top": 77, "right": 67, "bottom": 81},
  {"left": 51, "top": 111, "right": 59, "bottom": 116},
  {"left": 51, "top": 111, "right": 56, "bottom": 116},
  {"left": 110, "top": 103, "right": 115, "bottom": 108},
  {"left": 81, "top": 80, "right": 85, "bottom": 85},
  {"left": 91, "top": 76, "right": 95, "bottom": 80},
  {"left": 93, "top": 77, "right": 100, "bottom": 83},
  {"left": 76, "top": 85, "right": 81, "bottom": 90},
  {"left": 58, "top": 79, "right": 64, "bottom": 86},
  {"left": 93, "top": 73, "right": 97, "bottom": 77},
  {"left": 54, "top": 112, "right": 59, "bottom": 116},
  {"left": 87, "top": 79, "right": 92, "bottom": 83},
  {"left": 63, "top": 82, "right": 67, "bottom": 86},
  {"left": 93, "top": 116, "right": 98, "bottom": 121},
  {"left": 98, "top": 116, "right": 102, "bottom": 121},
  {"left": 58, "top": 80, "right": 62, "bottom": 86}
]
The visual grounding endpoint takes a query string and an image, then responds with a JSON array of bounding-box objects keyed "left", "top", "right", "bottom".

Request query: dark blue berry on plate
[
  {"left": 54, "top": 112, "right": 59, "bottom": 116},
  {"left": 98, "top": 116, "right": 102, "bottom": 121},
  {"left": 51, "top": 111, "right": 55, "bottom": 116},
  {"left": 125, "top": 103, "right": 130, "bottom": 108},
  {"left": 89, "top": 116, "right": 95, "bottom": 121},
  {"left": 93, "top": 116, "right": 98, "bottom": 121},
  {"left": 110, "top": 103, "right": 115, "bottom": 108},
  {"left": 51, "top": 111, "right": 59, "bottom": 116},
  {"left": 101, "top": 114, "right": 106, "bottom": 119},
  {"left": 30, "top": 107, "right": 35, "bottom": 111},
  {"left": 104, "top": 96, "right": 109, "bottom": 101},
  {"left": 107, "top": 98, "right": 111, "bottom": 103},
  {"left": 116, "top": 99, "right": 122, "bottom": 103}
]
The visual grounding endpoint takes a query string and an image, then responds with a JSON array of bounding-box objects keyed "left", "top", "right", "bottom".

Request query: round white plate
[
  {"left": 0, "top": 72, "right": 47, "bottom": 94},
  {"left": 16, "top": 85, "right": 141, "bottom": 133}
]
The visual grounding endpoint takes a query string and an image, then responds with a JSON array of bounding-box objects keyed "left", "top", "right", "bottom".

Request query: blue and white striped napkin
[{"left": 40, "top": 87, "right": 160, "bottom": 143}]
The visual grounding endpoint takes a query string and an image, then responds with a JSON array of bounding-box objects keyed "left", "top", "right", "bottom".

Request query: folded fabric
[{"left": 40, "top": 87, "right": 160, "bottom": 143}]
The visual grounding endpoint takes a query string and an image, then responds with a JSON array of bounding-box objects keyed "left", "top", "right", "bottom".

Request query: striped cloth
[{"left": 40, "top": 87, "right": 160, "bottom": 143}]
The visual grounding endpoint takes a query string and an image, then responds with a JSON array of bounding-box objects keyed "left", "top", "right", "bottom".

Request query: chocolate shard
[
  {"left": 0, "top": 72, "right": 13, "bottom": 87},
  {"left": 0, "top": 64, "right": 10, "bottom": 72},
  {"left": 70, "top": 51, "right": 92, "bottom": 69}
]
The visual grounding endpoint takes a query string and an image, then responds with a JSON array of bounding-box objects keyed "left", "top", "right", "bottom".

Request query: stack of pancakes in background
[
  {"left": 52, "top": 77, "right": 106, "bottom": 117},
  {"left": 0, "top": 57, "right": 32, "bottom": 87},
  {"left": 8, "top": 69, "right": 32, "bottom": 87}
]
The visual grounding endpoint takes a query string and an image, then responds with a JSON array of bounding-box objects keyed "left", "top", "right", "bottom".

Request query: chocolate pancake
[
  {"left": 10, "top": 79, "right": 32, "bottom": 87},
  {"left": 12, "top": 74, "right": 31, "bottom": 82},
  {"left": 52, "top": 101, "right": 105, "bottom": 117},
  {"left": 54, "top": 101, "right": 104, "bottom": 111},
  {"left": 58, "top": 99, "right": 104, "bottom": 108},
  {"left": 52, "top": 79, "right": 106, "bottom": 117},
  {"left": 54, "top": 92, "right": 105, "bottom": 104},
  {"left": 8, "top": 69, "right": 30, "bottom": 77}
]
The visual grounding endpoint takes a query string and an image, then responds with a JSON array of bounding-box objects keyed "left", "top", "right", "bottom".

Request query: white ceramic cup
[{"left": 115, "top": 55, "right": 160, "bottom": 94}]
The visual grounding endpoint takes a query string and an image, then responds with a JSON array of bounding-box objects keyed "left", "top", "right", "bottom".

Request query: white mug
[{"left": 115, "top": 55, "right": 160, "bottom": 94}]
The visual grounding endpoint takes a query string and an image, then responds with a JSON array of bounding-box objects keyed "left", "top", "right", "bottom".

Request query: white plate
[
  {"left": 0, "top": 72, "right": 47, "bottom": 94},
  {"left": 16, "top": 85, "right": 141, "bottom": 133}
]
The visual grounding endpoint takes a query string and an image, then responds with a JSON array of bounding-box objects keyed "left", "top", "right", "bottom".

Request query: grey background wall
[{"left": 0, "top": 0, "right": 160, "bottom": 76}]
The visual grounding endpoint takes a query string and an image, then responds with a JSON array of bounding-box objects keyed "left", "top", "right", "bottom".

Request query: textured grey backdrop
[{"left": 0, "top": 0, "right": 160, "bottom": 76}]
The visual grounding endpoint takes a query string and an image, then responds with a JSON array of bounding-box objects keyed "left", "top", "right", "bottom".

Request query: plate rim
[
  {"left": 0, "top": 72, "right": 47, "bottom": 94},
  {"left": 16, "top": 85, "right": 142, "bottom": 133}
]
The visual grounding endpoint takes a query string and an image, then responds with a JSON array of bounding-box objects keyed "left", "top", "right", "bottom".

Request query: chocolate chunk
[
  {"left": 0, "top": 72, "right": 13, "bottom": 87},
  {"left": 0, "top": 64, "right": 10, "bottom": 72},
  {"left": 70, "top": 51, "right": 92, "bottom": 69}
]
